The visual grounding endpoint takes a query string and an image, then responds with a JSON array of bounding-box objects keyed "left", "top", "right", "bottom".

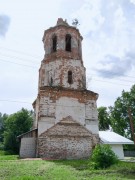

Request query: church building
[{"left": 18, "top": 18, "right": 99, "bottom": 159}]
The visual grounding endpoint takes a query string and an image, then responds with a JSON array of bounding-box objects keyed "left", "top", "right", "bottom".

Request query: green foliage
[
  {"left": 91, "top": 144, "right": 118, "bottom": 169},
  {"left": 3, "top": 108, "right": 33, "bottom": 154},
  {"left": 0, "top": 113, "right": 8, "bottom": 142},
  {"left": 97, "top": 85, "right": 135, "bottom": 150},
  {"left": 0, "top": 142, "right": 4, "bottom": 150},
  {"left": 109, "top": 84, "right": 135, "bottom": 140},
  {"left": 98, "top": 106, "right": 110, "bottom": 130}
]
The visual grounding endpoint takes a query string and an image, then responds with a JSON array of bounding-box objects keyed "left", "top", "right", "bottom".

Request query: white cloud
[
  {"left": 71, "top": 0, "right": 104, "bottom": 35},
  {"left": 71, "top": 0, "right": 135, "bottom": 67},
  {"left": 95, "top": 53, "right": 135, "bottom": 78},
  {"left": 130, "top": 0, "right": 135, "bottom": 4}
]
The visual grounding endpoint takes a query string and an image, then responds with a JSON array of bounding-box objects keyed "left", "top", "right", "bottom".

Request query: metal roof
[
  {"left": 99, "top": 131, "right": 134, "bottom": 144},
  {"left": 17, "top": 128, "right": 37, "bottom": 139}
]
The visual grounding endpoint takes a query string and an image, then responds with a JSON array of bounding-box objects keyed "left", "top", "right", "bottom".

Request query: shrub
[{"left": 91, "top": 144, "right": 118, "bottom": 169}]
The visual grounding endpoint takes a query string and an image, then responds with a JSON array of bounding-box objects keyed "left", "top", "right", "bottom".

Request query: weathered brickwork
[
  {"left": 42, "top": 18, "right": 82, "bottom": 60},
  {"left": 38, "top": 117, "right": 99, "bottom": 159},
  {"left": 38, "top": 86, "right": 98, "bottom": 103},
  {"left": 39, "top": 59, "right": 86, "bottom": 89},
  {"left": 33, "top": 87, "right": 99, "bottom": 135},
  {"left": 19, "top": 18, "right": 99, "bottom": 159}
]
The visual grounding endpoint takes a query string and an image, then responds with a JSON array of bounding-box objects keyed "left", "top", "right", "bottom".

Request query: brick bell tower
[{"left": 32, "top": 18, "right": 99, "bottom": 159}]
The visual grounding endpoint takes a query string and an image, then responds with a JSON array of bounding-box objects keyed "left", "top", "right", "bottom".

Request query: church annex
[{"left": 18, "top": 18, "right": 99, "bottom": 159}]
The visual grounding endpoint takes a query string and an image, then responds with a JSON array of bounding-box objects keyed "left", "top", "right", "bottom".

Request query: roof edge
[{"left": 17, "top": 128, "right": 37, "bottom": 139}]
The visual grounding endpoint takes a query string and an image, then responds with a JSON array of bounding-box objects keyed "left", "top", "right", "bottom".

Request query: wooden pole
[{"left": 128, "top": 107, "right": 135, "bottom": 145}]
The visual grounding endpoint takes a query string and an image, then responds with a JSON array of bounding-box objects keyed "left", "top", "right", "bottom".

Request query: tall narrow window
[
  {"left": 50, "top": 77, "right": 53, "bottom": 86},
  {"left": 52, "top": 35, "right": 57, "bottom": 52},
  {"left": 65, "top": 34, "right": 71, "bottom": 52},
  {"left": 68, "top": 71, "right": 73, "bottom": 84}
]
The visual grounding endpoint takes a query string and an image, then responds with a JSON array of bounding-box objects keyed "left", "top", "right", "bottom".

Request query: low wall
[{"left": 20, "top": 137, "right": 37, "bottom": 158}]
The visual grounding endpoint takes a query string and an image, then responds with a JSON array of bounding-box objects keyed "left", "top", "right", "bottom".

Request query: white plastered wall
[
  {"left": 38, "top": 96, "right": 99, "bottom": 136},
  {"left": 110, "top": 144, "right": 124, "bottom": 159},
  {"left": 38, "top": 117, "right": 55, "bottom": 135},
  {"left": 55, "top": 97, "right": 85, "bottom": 125},
  {"left": 20, "top": 138, "right": 36, "bottom": 158},
  {"left": 85, "top": 100, "right": 99, "bottom": 134}
]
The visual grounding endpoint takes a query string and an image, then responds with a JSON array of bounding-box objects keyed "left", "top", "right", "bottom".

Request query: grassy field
[{"left": 0, "top": 152, "right": 135, "bottom": 180}]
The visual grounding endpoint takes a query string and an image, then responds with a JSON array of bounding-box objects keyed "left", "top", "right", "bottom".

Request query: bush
[{"left": 91, "top": 144, "right": 118, "bottom": 169}]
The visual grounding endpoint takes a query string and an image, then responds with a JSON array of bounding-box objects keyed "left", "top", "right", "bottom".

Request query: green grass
[
  {"left": 0, "top": 155, "right": 135, "bottom": 180},
  {"left": 0, "top": 150, "right": 18, "bottom": 160}
]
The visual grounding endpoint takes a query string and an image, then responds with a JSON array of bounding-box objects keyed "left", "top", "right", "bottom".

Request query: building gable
[
  {"left": 38, "top": 116, "right": 99, "bottom": 159},
  {"left": 39, "top": 116, "right": 93, "bottom": 137}
]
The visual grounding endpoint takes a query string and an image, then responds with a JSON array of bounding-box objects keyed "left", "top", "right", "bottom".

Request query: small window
[
  {"left": 52, "top": 35, "right": 57, "bottom": 52},
  {"left": 91, "top": 102, "right": 95, "bottom": 108},
  {"left": 68, "top": 71, "right": 73, "bottom": 84},
  {"left": 65, "top": 34, "right": 71, "bottom": 52},
  {"left": 50, "top": 77, "right": 53, "bottom": 86},
  {"left": 49, "top": 77, "right": 53, "bottom": 86}
]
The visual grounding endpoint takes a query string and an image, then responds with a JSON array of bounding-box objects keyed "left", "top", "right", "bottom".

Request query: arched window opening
[
  {"left": 65, "top": 34, "right": 71, "bottom": 52},
  {"left": 52, "top": 35, "right": 57, "bottom": 52},
  {"left": 68, "top": 71, "right": 73, "bottom": 84}
]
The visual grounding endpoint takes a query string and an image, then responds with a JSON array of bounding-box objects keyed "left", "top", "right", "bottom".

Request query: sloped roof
[
  {"left": 17, "top": 128, "right": 37, "bottom": 139},
  {"left": 99, "top": 131, "right": 134, "bottom": 144}
]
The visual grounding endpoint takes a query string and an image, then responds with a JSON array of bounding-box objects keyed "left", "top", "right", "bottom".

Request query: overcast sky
[{"left": 0, "top": 0, "right": 135, "bottom": 114}]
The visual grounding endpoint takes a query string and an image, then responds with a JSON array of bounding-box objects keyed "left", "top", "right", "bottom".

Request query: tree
[
  {"left": 109, "top": 85, "right": 135, "bottom": 140},
  {"left": 0, "top": 113, "right": 8, "bottom": 142},
  {"left": 98, "top": 106, "right": 110, "bottom": 130},
  {"left": 3, "top": 108, "right": 33, "bottom": 154}
]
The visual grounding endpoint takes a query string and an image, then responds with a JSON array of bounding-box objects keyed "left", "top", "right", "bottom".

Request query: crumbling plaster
[{"left": 39, "top": 59, "right": 86, "bottom": 89}]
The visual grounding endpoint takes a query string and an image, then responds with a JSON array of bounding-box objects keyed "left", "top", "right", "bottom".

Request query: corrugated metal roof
[{"left": 99, "top": 131, "right": 134, "bottom": 144}]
